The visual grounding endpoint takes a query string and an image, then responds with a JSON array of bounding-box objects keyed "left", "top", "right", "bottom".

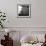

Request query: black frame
[{"left": 17, "top": 4, "right": 31, "bottom": 18}]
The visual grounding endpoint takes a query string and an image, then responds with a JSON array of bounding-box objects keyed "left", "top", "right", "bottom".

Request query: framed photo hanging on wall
[{"left": 17, "top": 4, "right": 31, "bottom": 18}]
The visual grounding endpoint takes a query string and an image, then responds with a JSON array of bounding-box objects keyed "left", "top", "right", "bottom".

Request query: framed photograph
[{"left": 17, "top": 4, "right": 31, "bottom": 18}]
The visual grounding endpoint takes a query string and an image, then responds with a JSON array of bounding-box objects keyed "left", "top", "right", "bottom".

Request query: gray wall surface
[
  {"left": 0, "top": 0, "right": 46, "bottom": 27},
  {"left": 0, "top": 0, "right": 46, "bottom": 46}
]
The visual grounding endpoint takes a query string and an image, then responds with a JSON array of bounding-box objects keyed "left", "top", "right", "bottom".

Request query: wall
[
  {"left": 0, "top": 0, "right": 46, "bottom": 27},
  {"left": 0, "top": 0, "right": 46, "bottom": 46}
]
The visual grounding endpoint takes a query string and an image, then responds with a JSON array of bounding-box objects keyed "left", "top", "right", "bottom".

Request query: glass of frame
[{"left": 17, "top": 4, "right": 31, "bottom": 18}]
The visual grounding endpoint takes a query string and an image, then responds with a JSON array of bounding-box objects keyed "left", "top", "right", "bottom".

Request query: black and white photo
[{"left": 17, "top": 4, "right": 31, "bottom": 18}]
